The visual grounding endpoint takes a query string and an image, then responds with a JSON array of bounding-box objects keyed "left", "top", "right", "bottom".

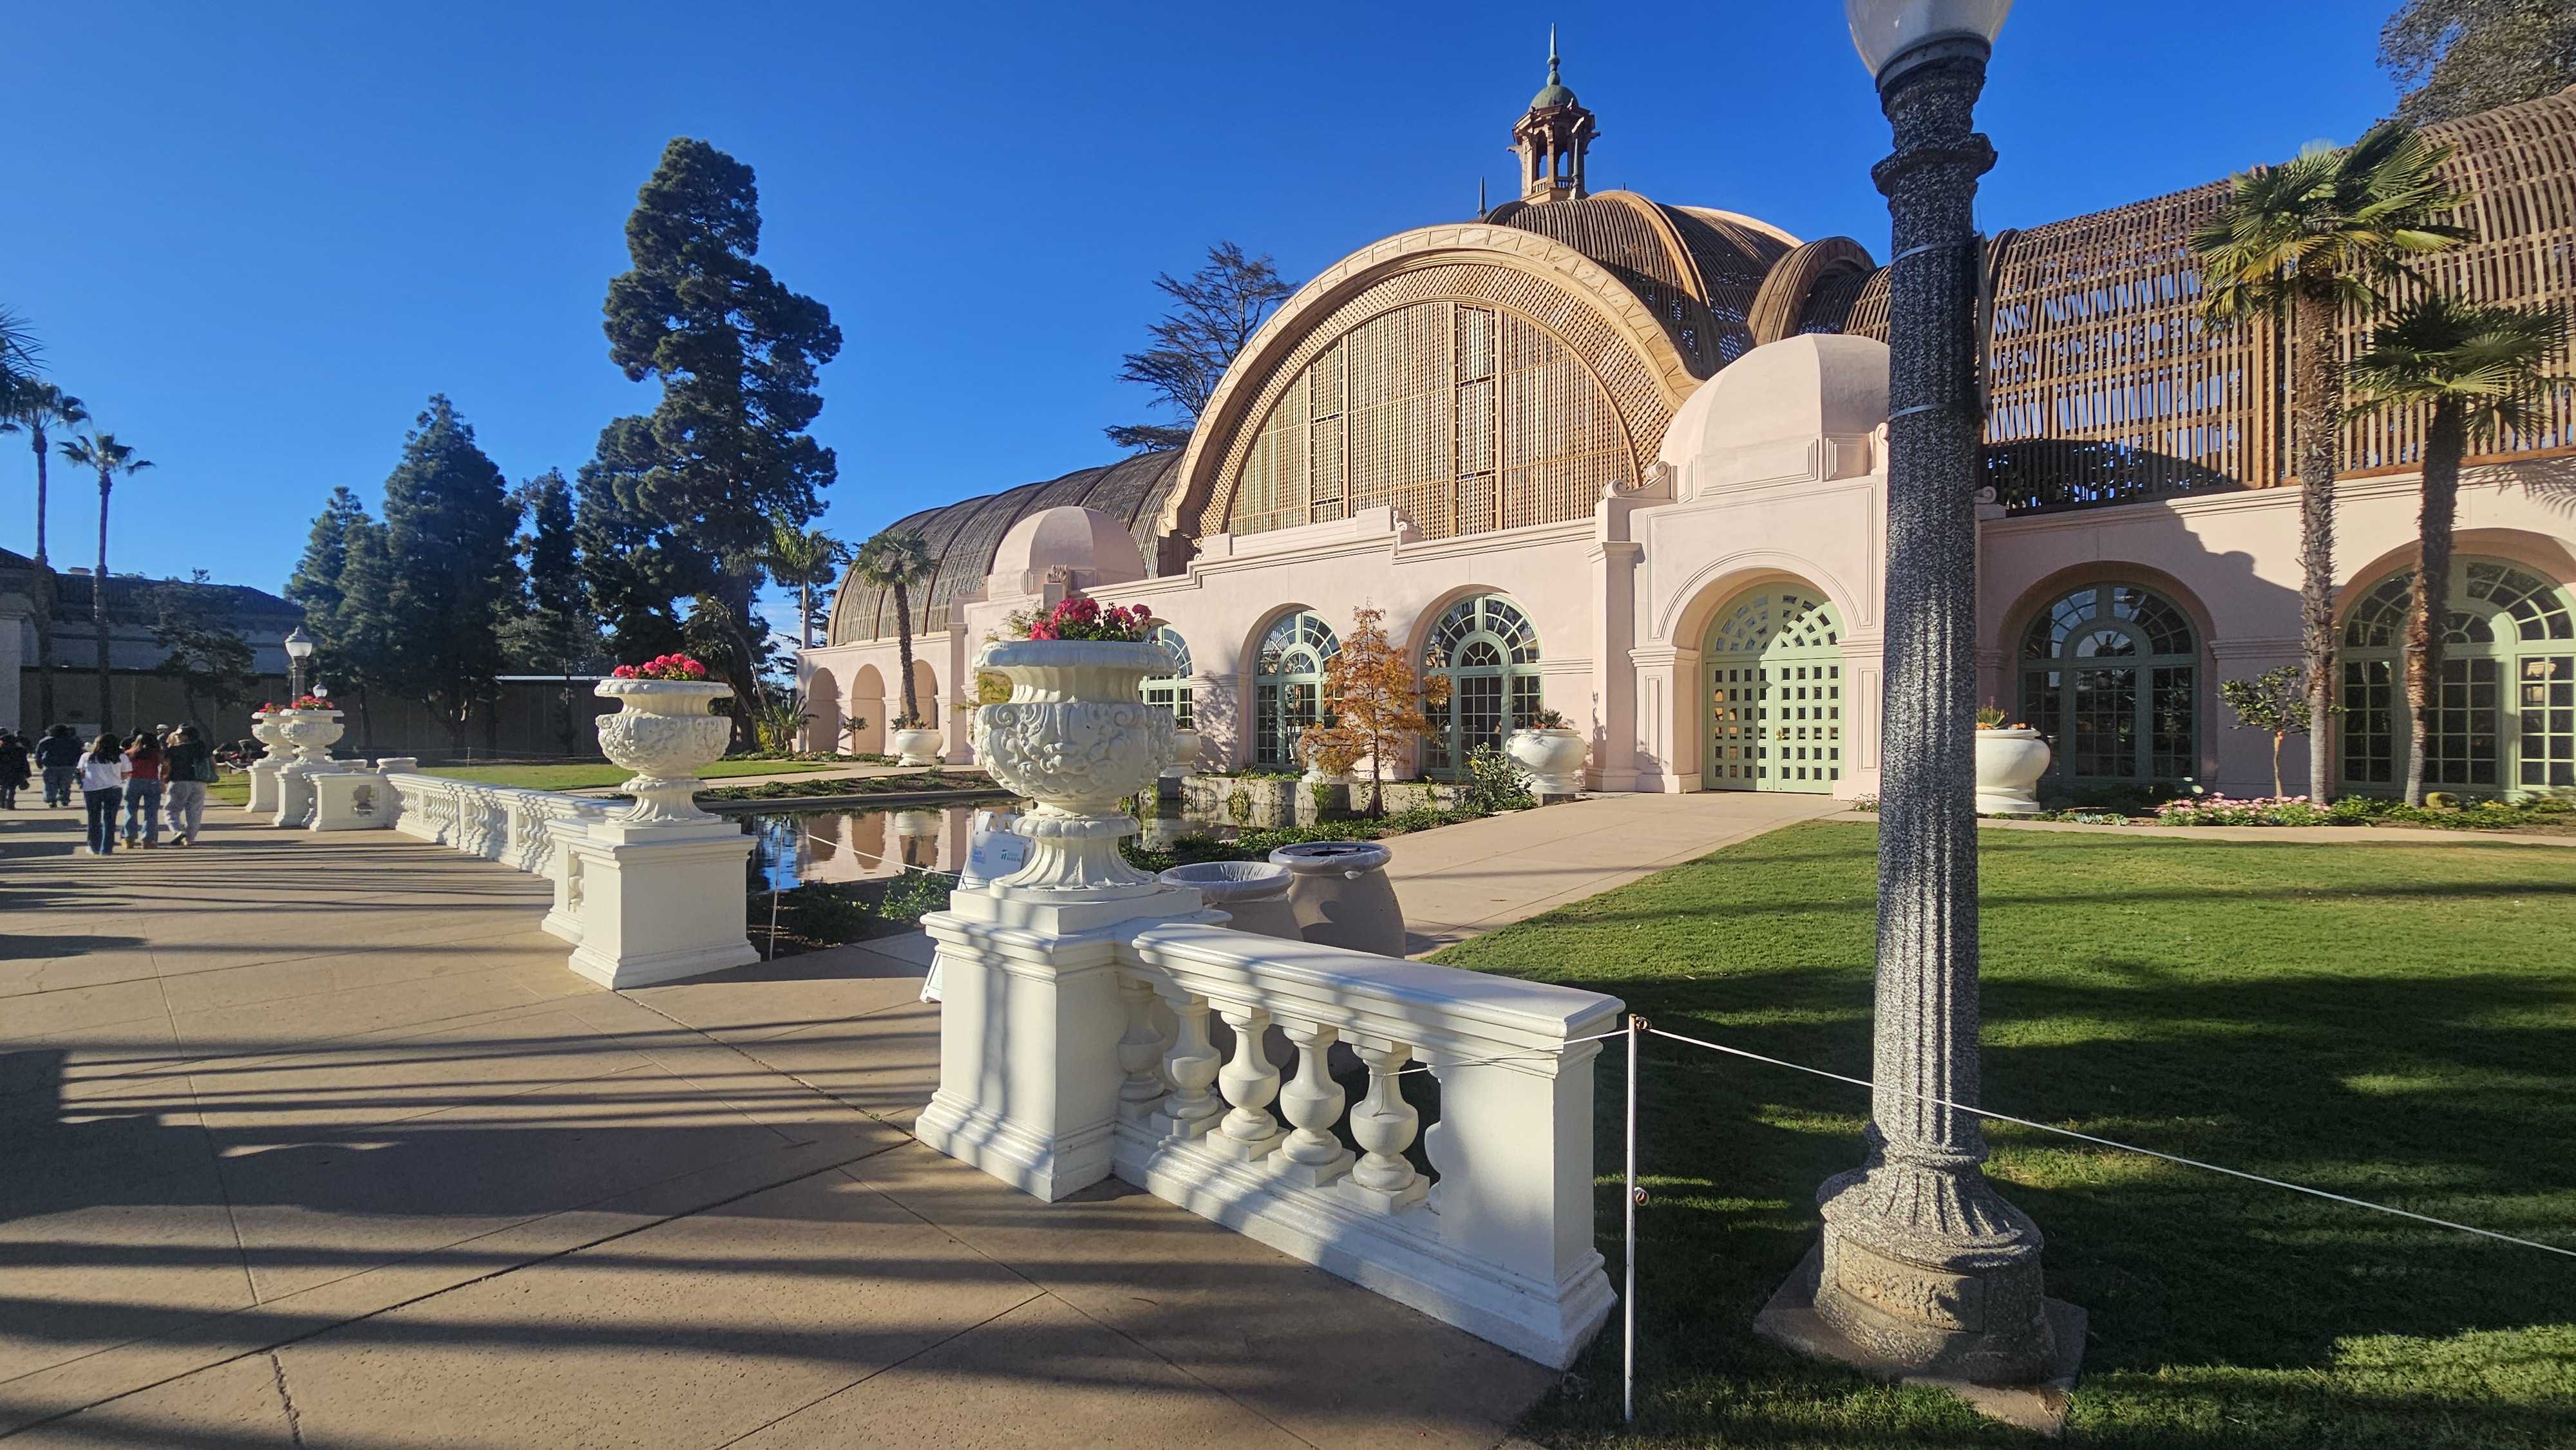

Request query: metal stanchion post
[{"left": 1624, "top": 1012, "right": 1643, "bottom": 1424}]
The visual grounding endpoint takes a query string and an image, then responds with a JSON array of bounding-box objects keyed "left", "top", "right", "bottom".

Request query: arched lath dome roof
[
  {"left": 826, "top": 451, "right": 1184, "bottom": 645},
  {"left": 1483, "top": 191, "right": 1799, "bottom": 372}
]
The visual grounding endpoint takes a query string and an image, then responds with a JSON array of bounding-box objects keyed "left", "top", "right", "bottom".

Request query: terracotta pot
[
  {"left": 594, "top": 679, "right": 735, "bottom": 824},
  {"left": 1505, "top": 727, "right": 1587, "bottom": 796},
  {"left": 1974, "top": 726, "right": 2050, "bottom": 815}
]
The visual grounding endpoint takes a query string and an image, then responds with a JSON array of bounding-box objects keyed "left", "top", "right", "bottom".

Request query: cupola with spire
[{"left": 1511, "top": 28, "right": 1595, "bottom": 205}]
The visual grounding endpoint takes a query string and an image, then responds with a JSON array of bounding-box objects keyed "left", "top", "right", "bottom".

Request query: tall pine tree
[
  {"left": 377, "top": 396, "right": 522, "bottom": 749},
  {"left": 286, "top": 485, "right": 368, "bottom": 683},
  {"left": 602, "top": 138, "right": 842, "bottom": 739},
  {"left": 575, "top": 415, "right": 688, "bottom": 662},
  {"left": 332, "top": 514, "right": 399, "bottom": 755}
]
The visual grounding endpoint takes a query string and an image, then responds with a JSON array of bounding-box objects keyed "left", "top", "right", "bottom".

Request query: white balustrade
[{"left": 384, "top": 773, "right": 620, "bottom": 945}]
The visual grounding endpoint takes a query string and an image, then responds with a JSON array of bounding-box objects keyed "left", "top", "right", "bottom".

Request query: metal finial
[
  {"left": 1549, "top": 24, "right": 1560, "bottom": 78},
  {"left": 1479, "top": 176, "right": 1488, "bottom": 217}
]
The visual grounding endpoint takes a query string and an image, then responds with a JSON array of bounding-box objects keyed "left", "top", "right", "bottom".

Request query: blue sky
[{"left": 7, "top": 1, "right": 2398, "bottom": 625}]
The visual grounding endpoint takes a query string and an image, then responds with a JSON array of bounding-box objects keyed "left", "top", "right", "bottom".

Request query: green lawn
[{"left": 1432, "top": 822, "right": 2576, "bottom": 1449}]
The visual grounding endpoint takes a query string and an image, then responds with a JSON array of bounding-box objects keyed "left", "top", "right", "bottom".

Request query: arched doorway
[
  {"left": 1253, "top": 611, "right": 1338, "bottom": 768},
  {"left": 908, "top": 659, "right": 939, "bottom": 731},
  {"left": 1703, "top": 585, "right": 1844, "bottom": 793},
  {"left": 2018, "top": 583, "right": 2198, "bottom": 786},
  {"left": 804, "top": 668, "right": 840, "bottom": 754},
  {"left": 1143, "top": 625, "right": 1194, "bottom": 729},
  {"left": 848, "top": 664, "right": 887, "bottom": 755},
  {"left": 2342, "top": 558, "right": 2575, "bottom": 792},
  {"left": 1421, "top": 594, "right": 1542, "bottom": 777}
]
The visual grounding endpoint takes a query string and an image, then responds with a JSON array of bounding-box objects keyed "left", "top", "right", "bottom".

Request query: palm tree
[
  {"left": 764, "top": 520, "right": 846, "bottom": 652},
  {"left": 56, "top": 432, "right": 152, "bottom": 726},
  {"left": 853, "top": 529, "right": 934, "bottom": 729},
  {"left": 2351, "top": 294, "right": 2567, "bottom": 805},
  {"left": 2190, "top": 121, "right": 2470, "bottom": 800},
  {"left": 1, "top": 378, "right": 84, "bottom": 725}
]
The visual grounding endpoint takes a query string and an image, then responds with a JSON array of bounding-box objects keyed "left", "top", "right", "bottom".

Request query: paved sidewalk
[
  {"left": 1385, "top": 791, "right": 1846, "bottom": 955},
  {"left": 0, "top": 804, "right": 1554, "bottom": 1449}
]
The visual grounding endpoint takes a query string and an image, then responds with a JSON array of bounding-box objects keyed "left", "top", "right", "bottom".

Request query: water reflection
[{"left": 743, "top": 794, "right": 1237, "bottom": 891}]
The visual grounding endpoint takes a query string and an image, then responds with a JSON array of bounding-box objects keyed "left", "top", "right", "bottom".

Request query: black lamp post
[
  {"left": 1779, "top": 0, "right": 2069, "bottom": 1391},
  {"left": 283, "top": 626, "right": 315, "bottom": 702}
]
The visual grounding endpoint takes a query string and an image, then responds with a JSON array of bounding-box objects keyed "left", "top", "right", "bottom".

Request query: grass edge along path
[{"left": 1430, "top": 821, "right": 2576, "bottom": 1450}]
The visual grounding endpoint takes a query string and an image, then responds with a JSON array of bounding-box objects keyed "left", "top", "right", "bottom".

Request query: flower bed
[{"left": 2151, "top": 794, "right": 2342, "bottom": 827}]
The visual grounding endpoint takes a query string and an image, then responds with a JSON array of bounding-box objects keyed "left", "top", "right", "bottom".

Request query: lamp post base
[{"left": 1756, "top": 1245, "right": 2085, "bottom": 1436}]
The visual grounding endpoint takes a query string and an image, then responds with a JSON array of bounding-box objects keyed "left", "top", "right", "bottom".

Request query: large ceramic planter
[
  {"left": 1269, "top": 840, "right": 1405, "bottom": 957},
  {"left": 1505, "top": 727, "right": 1587, "bottom": 796},
  {"left": 892, "top": 726, "right": 943, "bottom": 767},
  {"left": 1974, "top": 726, "right": 2050, "bottom": 815},
  {"left": 1162, "top": 728, "right": 1202, "bottom": 780},
  {"left": 594, "top": 679, "right": 735, "bottom": 825},
  {"left": 969, "top": 639, "right": 1177, "bottom": 899}
]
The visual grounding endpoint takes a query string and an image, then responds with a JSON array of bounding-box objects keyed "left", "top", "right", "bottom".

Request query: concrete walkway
[
  {"left": 0, "top": 806, "right": 1554, "bottom": 1449},
  {"left": 1385, "top": 791, "right": 1846, "bottom": 955}
]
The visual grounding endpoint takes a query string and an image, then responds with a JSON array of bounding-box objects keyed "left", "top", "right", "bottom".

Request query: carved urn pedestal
[
  {"left": 270, "top": 710, "right": 348, "bottom": 829},
  {"left": 551, "top": 679, "right": 759, "bottom": 990},
  {"left": 916, "top": 638, "right": 1217, "bottom": 1201},
  {"left": 243, "top": 711, "right": 292, "bottom": 815}
]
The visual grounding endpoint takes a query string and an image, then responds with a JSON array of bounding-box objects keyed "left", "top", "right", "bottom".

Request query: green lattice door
[{"left": 1703, "top": 587, "right": 1844, "bottom": 793}]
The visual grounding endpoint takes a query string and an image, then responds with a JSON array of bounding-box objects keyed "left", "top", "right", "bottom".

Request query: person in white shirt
[{"left": 77, "top": 735, "right": 129, "bottom": 856}]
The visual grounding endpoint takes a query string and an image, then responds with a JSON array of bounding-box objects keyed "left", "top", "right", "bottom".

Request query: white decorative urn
[
  {"left": 1163, "top": 727, "right": 1203, "bottom": 780},
  {"left": 594, "top": 679, "right": 735, "bottom": 824},
  {"left": 1505, "top": 726, "right": 1588, "bottom": 796},
  {"left": 251, "top": 712, "right": 294, "bottom": 764},
  {"left": 892, "top": 726, "right": 943, "bottom": 767},
  {"left": 278, "top": 708, "right": 346, "bottom": 769},
  {"left": 969, "top": 639, "right": 1177, "bottom": 900},
  {"left": 1974, "top": 725, "right": 2050, "bottom": 815}
]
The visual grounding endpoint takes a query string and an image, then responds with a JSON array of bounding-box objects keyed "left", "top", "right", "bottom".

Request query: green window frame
[
  {"left": 2017, "top": 583, "right": 2199, "bottom": 786},
  {"left": 1253, "top": 611, "right": 1339, "bottom": 769},
  {"left": 1421, "top": 594, "right": 1542, "bottom": 777},
  {"left": 2339, "top": 560, "right": 2576, "bottom": 793},
  {"left": 1141, "top": 625, "right": 1194, "bottom": 731},
  {"left": 1701, "top": 587, "right": 1844, "bottom": 793}
]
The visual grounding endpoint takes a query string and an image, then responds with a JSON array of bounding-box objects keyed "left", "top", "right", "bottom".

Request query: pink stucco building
[{"left": 800, "top": 64, "right": 2576, "bottom": 803}]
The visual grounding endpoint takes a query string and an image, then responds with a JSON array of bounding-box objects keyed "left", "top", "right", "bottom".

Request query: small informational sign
[{"left": 965, "top": 827, "right": 1030, "bottom": 882}]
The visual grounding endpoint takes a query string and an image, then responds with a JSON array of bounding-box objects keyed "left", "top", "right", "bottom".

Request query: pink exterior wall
[{"left": 801, "top": 335, "right": 2576, "bottom": 802}]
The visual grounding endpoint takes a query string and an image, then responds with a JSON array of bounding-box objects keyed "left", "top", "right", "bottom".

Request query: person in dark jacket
[
  {"left": 35, "top": 725, "right": 82, "bottom": 808},
  {"left": 0, "top": 733, "right": 28, "bottom": 809},
  {"left": 161, "top": 725, "right": 215, "bottom": 845}
]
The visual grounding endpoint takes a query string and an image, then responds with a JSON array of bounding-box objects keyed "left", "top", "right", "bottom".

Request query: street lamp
[
  {"left": 283, "top": 626, "right": 315, "bottom": 701},
  {"left": 1790, "top": 0, "right": 2065, "bottom": 1390}
]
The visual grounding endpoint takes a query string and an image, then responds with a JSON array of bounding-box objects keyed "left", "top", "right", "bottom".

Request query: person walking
[
  {"left": 0, "top": 733, "right": 29, "bottom": 809},
  {"left": 122, "top": 730, "right": 167, "bottom": 848},
  {"left": 37, "top": 725, "right": 82, "bottom": 808},
  {"left": 162, "top": 724, "right": 214, "bottom": 846},
  {"left": 78, "top": 733, "right": 128, "bottom": 855}
]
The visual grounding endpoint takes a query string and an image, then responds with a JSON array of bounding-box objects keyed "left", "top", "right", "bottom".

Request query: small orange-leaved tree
[{"left": 1306, "top": 605, "right": 1451, "bottom": 816}]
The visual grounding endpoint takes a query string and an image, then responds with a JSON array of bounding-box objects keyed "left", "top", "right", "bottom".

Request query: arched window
[
  {"left": 1141, "top": 625, "right": 1194, "bottom": 731},
  {"left": 2018, "top": 583, "right": 2198, "bottom": 784},
  {"left": 1253, "top": 612, "right": 1340, "bottom": 768},
  {"left": 1703, "top": 587, "right": 1844, "bottom": 792},
  {"left": 1421, "top": 595, "right": 1542, "bottom": 776},
  {"left": 2342, "top": 560, "right": 2575, "bottom": 791}
]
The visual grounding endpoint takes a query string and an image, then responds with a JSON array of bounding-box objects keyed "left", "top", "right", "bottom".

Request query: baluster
[
  {"left": 1115, "top": 973, "right": 1169, "bottom": 1116},
  {"left": 1272, "top": 1018, "right": 1353, "bottom": 1187},
  {"left": 1152, "top": 986, "right": 1224, "bottom": 1140},
  {"left": 1347, "top": 1037, "right": 1427, "bottom": 1210},
  {"left": 1208, "top": 1003, "right": 1283, "bottom": 1159}
]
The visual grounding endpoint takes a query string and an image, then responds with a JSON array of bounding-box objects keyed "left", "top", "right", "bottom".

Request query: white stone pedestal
[
  {"left": 556, "top": 816, "right": 761, "bottom": 990},
  {"left": 272, "top": 766, "right": 321, "bottom": 829},
  {"left": 311, "top": 772, "right": 395, "bottom": 831},
  {"left": 914, "top": 881, "right": 1212, "bottom": 1201},
  {"left": 245, "top": 760, "right": 282, "bottom": 816}
]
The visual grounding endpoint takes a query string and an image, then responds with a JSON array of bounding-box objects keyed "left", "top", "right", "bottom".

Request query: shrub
[
  {"left": 1454, "top": 744, "right": 1536, "bottom": 814},
  {"left": 2149, "top": 793, "right": 2345, "bottom": 827}
]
